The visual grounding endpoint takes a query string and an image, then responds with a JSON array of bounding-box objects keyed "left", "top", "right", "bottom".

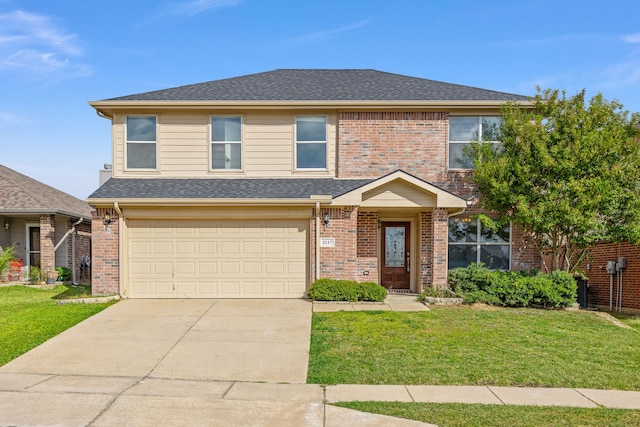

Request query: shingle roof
[
  {"left": 88, "top": 177, "right": 373, "bottom": 200},
  {"left": 0, "top": 164, "right": 93, "bottom": 219},
  {"left": 104, "top": 69, "right": 529, "bottom": 102}
]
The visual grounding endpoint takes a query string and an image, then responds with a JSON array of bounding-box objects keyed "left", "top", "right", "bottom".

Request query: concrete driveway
[{"left": 0, "top": 299, "right": 432, "bottom": 427}]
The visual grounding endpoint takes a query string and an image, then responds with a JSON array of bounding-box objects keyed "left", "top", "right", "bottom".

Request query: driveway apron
[{"left": 0, "top": 299, "right": 312, "bottom": 383}]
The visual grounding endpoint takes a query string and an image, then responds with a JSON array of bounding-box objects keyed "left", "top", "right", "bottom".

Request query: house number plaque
[{"left": 320, "top": 238, "right": 335, "bottom": 247}]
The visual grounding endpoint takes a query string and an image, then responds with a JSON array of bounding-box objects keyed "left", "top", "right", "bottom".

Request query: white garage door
[{"left": 126, "top": 219, "right": 308, "bottom": 298}]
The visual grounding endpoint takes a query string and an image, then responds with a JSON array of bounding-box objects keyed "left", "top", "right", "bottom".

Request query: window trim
[
  {"left": 210, "top": 115, "right": 244, "bottom": 172},
  {"left": 448, "top": 115, "right": 501, "bottom": 170},
  {"left": 294, "top": 115, "right": 328, "bottom": 171},
  {"left": 125, "top": 115, "right": 158, "bottom": 171},
  {"left": 447, "top": 216, "right": 512, "bottom": 270}
]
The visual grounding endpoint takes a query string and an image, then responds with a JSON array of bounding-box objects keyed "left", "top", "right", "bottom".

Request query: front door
[
  {"left": 27, "top": 225, "right": 41, "bottom": 268},
  {"left": 381, "top": 222, "right": 410, "bottom": 289}
]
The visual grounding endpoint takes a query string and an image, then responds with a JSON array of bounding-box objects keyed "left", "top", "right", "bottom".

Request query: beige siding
[{"left": 111, "top": 110, "right": 337, "bottom": 179}]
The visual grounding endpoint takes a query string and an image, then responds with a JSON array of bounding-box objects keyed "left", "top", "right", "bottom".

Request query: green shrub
[
  {"left": 0, "top": 245, "right": 16, "bottom": 277},
  {"left": 28, "top": 266, "right": 46, "bottom": 284},
  {"left": 308, "top": 278, "right": 387, "bottom": 302},
  {"left": 418, "top": 287, "right": 460, "bottom": 300},
  {"left": 447, "top": 265, "right": 577, "bottom": 308},
  {"left": 55, "top": 266, "right": 72, "bottom": 282}
]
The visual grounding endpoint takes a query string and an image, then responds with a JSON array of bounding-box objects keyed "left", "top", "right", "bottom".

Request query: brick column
[
  {"left": 356, "top": 211, "right": 379, "bottom": 282},
  {"left": 420, "top": 211, "right": 433, "bottom": 290},
  {"left": 39, "top": 215, "right": 55, "bottom": 278},
  {"left": 91, "top": 208, "right": 119, "bottom": 295},
  {"left": 432, "top": 208, "right": 449, "bottom": 288},
  {"left": 319, "top": 206, "right": 358, "bottom": 280}
]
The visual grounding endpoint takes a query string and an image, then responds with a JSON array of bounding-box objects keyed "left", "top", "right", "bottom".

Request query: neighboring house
[
  {"left": 0, "top": 164, "right": 92, "bottom": 283},
  {"left": 87, "top": 69, "right": 541, "bottom": 299}
]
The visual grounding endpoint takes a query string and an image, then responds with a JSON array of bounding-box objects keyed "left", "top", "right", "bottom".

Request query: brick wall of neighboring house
[
  {"left": 39, "top": 215, "right": 55, "bottom": 277},
  {"left": 91, "top": 208, "right": 119, "bottom": 295},
  {"left": 337, "top": 112, "right": 448, "bottom": 182},
  {"left": 583, "top": 242, "right": 640, "bottom": 311},
  {"left": 67, "top": 220, "right": 92, "bottom": 284}
]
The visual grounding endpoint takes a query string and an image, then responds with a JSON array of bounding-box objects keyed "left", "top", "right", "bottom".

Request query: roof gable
[
  {"left": 99, "top": 69, "right": 529, "bottom": 103},
  {"left": 332, "top": 170, "right": 467, "bottom": 209},
  {"left": 0, "top": 164, "right": 92, "bottom": 219}
]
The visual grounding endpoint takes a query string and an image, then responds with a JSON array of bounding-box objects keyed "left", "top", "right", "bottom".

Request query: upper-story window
[
  {"left": 296, "top": 116, "right": 327, "bottom": 169},
  {"left": 126, "top": 116, "right": 157, "bottom": 169},
  {"left": 449, "top": 116, "right": 501, "bottom": 169},
  {"left": 211, "top": 116, "right": 242, "bottom": 170},
  {"left": 448, "top": 216, "right": 511, "bottom": 270}
]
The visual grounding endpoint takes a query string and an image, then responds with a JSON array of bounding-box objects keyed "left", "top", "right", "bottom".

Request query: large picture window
[
  {"left": 211, "top": 116, "right": 242, "bottom": 170},
  {"left": 449, "top": 116, "right": 501, "bottom": 169},
  {"left": 126, "top": 116, "right": 157, "bottom": 169},
  {"left": 296, "top": 116, "right": 327, "bottom": 169},
  {"left": 448, "top": 216, "right": 510, "bottom": 270}
]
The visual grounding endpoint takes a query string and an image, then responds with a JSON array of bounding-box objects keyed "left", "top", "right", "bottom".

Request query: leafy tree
[{"left": 471, "top": 88, "right": 640, "bottom": 273}]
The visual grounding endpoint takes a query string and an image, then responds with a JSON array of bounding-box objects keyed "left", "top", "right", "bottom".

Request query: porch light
[
  {"left": 323, "top": 213, "right": 330, "bottom": 226},
  {"left": 3, "top": 221, "right": 8, "bottom": 230},
  {"left": 103, "top": 213, "right": 112, "bottom": 226}
]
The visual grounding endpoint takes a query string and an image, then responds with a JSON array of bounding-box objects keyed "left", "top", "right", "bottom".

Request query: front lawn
[
  {"left": 0, "top": 285, "right": 115, "bottom": 366},
  {"left": 308, "top": 306, "right": 640, "bottom": 390},
  {"left": 337, "top": 402, "right": 640, "bottom": 427}
]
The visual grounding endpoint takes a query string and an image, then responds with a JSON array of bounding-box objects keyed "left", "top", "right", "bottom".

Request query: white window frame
[
  {"left": 295, "top": 115, "right": 328, "bottom": 171},
  {"left": 125, "top": 115, "right": 158, "bottom": 170},
  {"left": 210, "top": 115, "right": 243, "bottom": 171},
  {"left": 448, "top": 116, "right": 501, "bottom": 170},
  {"left": 447, "top": 216, "right": 512, "bottom": 270}
]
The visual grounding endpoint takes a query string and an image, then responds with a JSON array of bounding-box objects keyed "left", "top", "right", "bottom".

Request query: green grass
[
  {"left": 308, "top": 306, "right": 640, "bottom": 390},
  {"left": 336, "top": 402, "right": 640, "bottom": 427},
  {"left": 0, "top": 284, "right": 116, "bottom": 366},
  {"left": 611, "top": 312, "right": 640, "bottom": 331}
]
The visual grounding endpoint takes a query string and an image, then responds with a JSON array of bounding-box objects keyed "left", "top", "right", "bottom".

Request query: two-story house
[{"left": 87, "top": 69, "right": 540, "bottom": 299}]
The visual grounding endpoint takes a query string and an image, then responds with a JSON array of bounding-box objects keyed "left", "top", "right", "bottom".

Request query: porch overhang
[{"left": 331, "top": 170, "right": 467, "bottom": 209}]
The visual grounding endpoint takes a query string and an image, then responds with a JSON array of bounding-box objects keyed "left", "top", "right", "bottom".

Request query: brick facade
[
  {"left": 356, "top": 211, "right": 379, "bottom": 281},
  {"left": 91, "top": 208, "right": 119, "bottom": 295},
  {"left": 582, "top": 242, "right": 640, "bottom": 312},
  {"left": 338, "top": 112, "right": 448, "bottom": 182}
]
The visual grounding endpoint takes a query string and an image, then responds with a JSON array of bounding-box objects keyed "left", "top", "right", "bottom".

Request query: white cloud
[
  {"left": 289, "top": 20, "right": 370, "bottom": 43},
  {"left": 0, "top": 10, "right": 90, "bottom": 78},
  {"left": 0, "top": 111, "right": 30, "bottom": 124},
  {"left": 168, "top": 0, "right": 240, "bottom": 17},
  {"left": 622, "top": 33, "right": 640, "bottom": 44}
]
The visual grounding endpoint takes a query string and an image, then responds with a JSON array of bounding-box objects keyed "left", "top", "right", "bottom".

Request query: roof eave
[
  {"left": 86, "top": 196, "right": 334, "bottom": 208},
  {"left": 89, "top": 99, "right": 531, "bottom": 113},
  {"left": 0, "top": 208, "right": 92, "bottom": 221}
]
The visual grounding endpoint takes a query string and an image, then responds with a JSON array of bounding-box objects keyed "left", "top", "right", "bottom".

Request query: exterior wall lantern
[
  {"left": 3, "top": 221, "right": 8, "bottom": 230},
  {"left": 103, "top": 213, "right": 112, "bottom": 226},
  {"left": 323, "top": 213, "right": 330, "bottom": 226}
]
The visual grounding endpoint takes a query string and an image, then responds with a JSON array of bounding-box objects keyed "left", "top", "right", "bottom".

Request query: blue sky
[{"left": 1, "top": 0, "right": 639, "bottom": 199}]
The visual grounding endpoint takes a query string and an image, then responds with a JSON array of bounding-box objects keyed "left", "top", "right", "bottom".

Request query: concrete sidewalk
[{"left": 2, "top": 373, "right": 639, "bottom": 427}]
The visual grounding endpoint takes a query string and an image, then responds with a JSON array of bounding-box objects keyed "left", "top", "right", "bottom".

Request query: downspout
[
  {"left": 315, "top": 202, "right": 321, "bottom": 282},
  {"left": 113, "top": 202, "right": 125, "bottom": 298}
]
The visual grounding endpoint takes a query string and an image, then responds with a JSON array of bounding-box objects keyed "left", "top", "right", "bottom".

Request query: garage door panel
[
  {"left": 243, "top": 261, "right": 262, "bottom": 274},
  {"left": 153, "top": 241, "right": 173, "bottom": 255},
  {"left": 127, "top": 219, "right": 307, "bottom": 298},
  {"left": 220, "top": 241, "right": 240, "bottom": 254}
]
